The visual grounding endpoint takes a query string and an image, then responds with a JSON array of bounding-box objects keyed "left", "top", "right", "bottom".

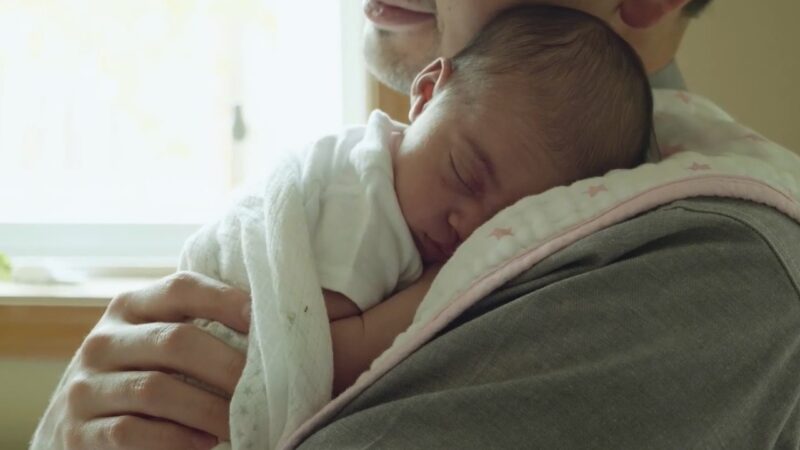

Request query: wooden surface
[
  {"left": 0, "top": 277, "right": 159, "bottom": 359},
  {"left": 0, "top": 305, "right": 105, "bottom": 359}
]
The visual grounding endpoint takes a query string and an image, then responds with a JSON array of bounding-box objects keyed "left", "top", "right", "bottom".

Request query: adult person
[
  {"left": 32, "top": 0, "right": 800, "bottom": 449},
  {"left": 363, "top": 0, "right": 712, "bottom": 92}
]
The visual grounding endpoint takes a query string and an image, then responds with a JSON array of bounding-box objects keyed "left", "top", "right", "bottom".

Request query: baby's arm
[
  {"left": 324, "top": 290, "right": 362, "bottom": 321},
  {"left": 325, "top": 265, "right": 441, "bottom": 396}
]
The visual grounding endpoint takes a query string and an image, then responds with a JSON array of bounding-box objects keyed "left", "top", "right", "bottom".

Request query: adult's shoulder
[
  {"left": 299, "top": 197, "right": 800, "bottom": 449},
  {"left": 451, "top": 196, "right": 800, "bottom": 327}
]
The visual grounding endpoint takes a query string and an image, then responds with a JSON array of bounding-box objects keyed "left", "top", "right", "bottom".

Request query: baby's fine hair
[{"left": 446, "top": 5, "right": 654, "bottom": 180}]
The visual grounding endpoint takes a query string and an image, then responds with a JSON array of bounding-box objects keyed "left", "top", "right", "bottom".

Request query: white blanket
[{"left": 179, "top": 155, "right": 333, "bottom": 450}]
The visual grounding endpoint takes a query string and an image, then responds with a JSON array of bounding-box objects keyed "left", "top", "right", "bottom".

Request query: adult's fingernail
[
  {"left": 242, "top": 302, "right": 252, "bottom": 324},
  {"left": 192, "top": 432, "right": 218, "bottom": 450}
]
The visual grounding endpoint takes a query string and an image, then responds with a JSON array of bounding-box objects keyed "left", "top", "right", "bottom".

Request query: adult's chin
[{"left": 363, "top": 23, "right": 439, "bottom": 94}]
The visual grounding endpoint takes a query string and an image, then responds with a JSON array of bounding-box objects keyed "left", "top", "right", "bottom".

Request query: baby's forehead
[
  {"left": 460, "top": 97, "right": 547, "bottom": 157},
  {"left": 460, "top": 117, "right": 551, "bottom": 178}
]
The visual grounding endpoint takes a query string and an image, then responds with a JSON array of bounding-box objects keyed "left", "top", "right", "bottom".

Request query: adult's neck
[{"left": 619, "top": 12, "right": 690, "bottom": 75}]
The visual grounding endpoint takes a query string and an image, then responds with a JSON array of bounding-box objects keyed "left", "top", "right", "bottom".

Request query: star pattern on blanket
[
  {"left": 688, "top": 162, "right": 712, "bottom": 172},
  {"left": 676, "top": 90, "right": 692, "bottom": 104},
  {"left": 490, "top": 227, "right": 514, "bottom": 240},
  {"left": 585, "top": 184, "right": 608, "bottom": 198}
]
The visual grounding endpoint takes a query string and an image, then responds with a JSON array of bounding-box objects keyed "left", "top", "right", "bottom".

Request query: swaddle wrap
[{"left": 180, "top": 155, "right": 334, "bottom": 450}]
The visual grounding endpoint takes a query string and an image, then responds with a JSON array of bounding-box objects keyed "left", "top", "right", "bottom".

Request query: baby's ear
[{"left": 408, "top": 57, "right": 453, "bottom": 123}]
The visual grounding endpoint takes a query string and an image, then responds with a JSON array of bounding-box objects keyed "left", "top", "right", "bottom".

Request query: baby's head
[{"left": 390, "top": 4, "right": 653, "bottom": 264}]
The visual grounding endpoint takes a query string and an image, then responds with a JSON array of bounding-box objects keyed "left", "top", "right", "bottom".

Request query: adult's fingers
[
  {"left": 80, "top": 321, "right": 246, "bottom": 396},
  {"left": 110, "top": 271, "right": 251, "bottom": 333},
  {"left": 69, "top": 371, "right": 230, "bottom": 440},
  {"left": 79, "top": 415, "right": 219, "bottom": 450}
]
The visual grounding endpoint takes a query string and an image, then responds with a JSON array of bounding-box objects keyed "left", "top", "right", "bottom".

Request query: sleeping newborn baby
[
  {"left": 190, "top": 4, "right": 654, "bottom": 448},
  {"left": 312, "top": 2, "right": 655, "bottom": 392}
]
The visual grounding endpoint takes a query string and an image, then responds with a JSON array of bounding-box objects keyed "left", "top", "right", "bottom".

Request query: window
[{"left": 0, "top": 1, "right": 368, "bottom": 268}]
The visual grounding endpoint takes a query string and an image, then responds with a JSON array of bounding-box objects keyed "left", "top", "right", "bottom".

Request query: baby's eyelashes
[{"left": 449, "top": 151, "right": 475, "bottom": 196}]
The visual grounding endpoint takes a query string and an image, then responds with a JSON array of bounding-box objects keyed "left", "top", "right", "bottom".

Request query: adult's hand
[{"left": 30, "top": 271, "right": 251, "bottom": 450}]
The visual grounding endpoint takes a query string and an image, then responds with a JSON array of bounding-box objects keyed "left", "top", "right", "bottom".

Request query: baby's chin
[
  {"left": 417, "top": 231, "right": 455, "bottom": 265},
  {"left": 409, "top": 229, "right": 440, "bottom": 265},
  {"left": 420, "top": 251, "right": 445, "bottom": 265}
]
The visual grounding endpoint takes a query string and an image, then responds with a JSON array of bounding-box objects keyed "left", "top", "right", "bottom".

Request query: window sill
[
  {"left": 0, "top": 277, "right": 161, "bottom": 359},
  {"left": 0, "top": 277, "right": 159, "bottom": 307}
]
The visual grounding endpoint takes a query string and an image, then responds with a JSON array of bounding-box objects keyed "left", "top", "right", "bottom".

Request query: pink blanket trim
[{"left": 282, "top": 173, "right": 800, "bottom": 448}]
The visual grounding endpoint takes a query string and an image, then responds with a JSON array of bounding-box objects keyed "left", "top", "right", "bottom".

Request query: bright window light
[{"left": 0, "top": 0, "right": 367, "bottom": 262}]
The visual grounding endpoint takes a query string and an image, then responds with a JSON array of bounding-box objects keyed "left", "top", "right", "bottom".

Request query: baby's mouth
[{"left": 416, "top": 231, "right": 455, "bottom": 263}]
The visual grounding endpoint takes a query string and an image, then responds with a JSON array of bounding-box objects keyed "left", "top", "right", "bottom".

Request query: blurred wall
[
  {"left": 0, "top": 359, "right": 68, "bottom": 450},
  {"left": 678, "top": 0, "right": 800, "bottom": 152}
]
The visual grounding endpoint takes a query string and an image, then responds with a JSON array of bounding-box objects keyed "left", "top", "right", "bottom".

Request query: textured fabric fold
[{"left": 179, "top": 156, "right": 333, "bottom": 450}]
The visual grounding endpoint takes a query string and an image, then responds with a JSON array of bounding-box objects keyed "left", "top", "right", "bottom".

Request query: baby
[
  {"left": 191, "top": 4, "right": 653, "bottom": 447},
  {"left": 319, "top": 4, "right": 653, "bottom": 392}
]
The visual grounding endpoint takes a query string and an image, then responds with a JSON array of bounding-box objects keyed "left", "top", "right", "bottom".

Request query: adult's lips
[{"left": 363, "top": 0, "right": 436, "bottom": 31}]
